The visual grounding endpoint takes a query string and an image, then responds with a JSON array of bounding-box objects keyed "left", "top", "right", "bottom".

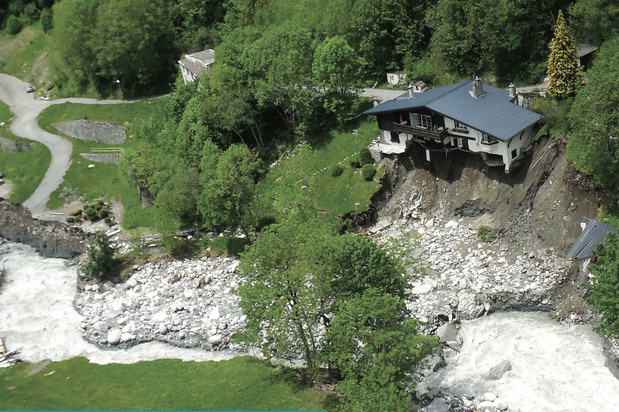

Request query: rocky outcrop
[{"left": 0, "top": 198, "right": 90, "bottom": 258}]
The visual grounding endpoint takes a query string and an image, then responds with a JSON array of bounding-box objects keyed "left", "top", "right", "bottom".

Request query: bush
[
  {"left": 477, "top": 226, "right": 497, "bottom": 242},
  {"left": 359, "top": 147, "right": 374, "bottom": 165},
  {"left": 66, "top": 217, "right": 75, "bottom": 223},
  {"left": 361, "top": 164, "right": 376, "bottom": 181},
  {"left": 98, "top": 208, "right": 109, "bottom": 219},
  {"left": 70, "top": 209, "right": 82, "bottom": 216},
  {"left": 349, "top": 159, "right": 361, "bottom": 169},
  {"left": 164, "top": 236, "right": 195, "bottom": 258},
  {"left": 84, "top": 207, "right": 98, "bottom": 221},
  {"left": 82, "top": 231, "right": 117, "bottom": 279},
  {"left": 41, "top": 8, "right": 53, "bottom": 33},
  {"left": 331, "top": 165, "right": 344, "bottom": 177},
  {"left": 6, "top": 15, "right": 23, "bottom": 35},
  {"left": 587, "top": 232, "right": 619, "bottom": 337}
]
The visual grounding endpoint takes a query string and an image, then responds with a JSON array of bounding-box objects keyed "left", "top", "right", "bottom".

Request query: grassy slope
[
  {"left": 38, "top": 100, "right": 165, "bottom": 228},
  {"left": 0, "top": 101, "right": 51, "bottom": 203},
  {"left": 258, "top": 119, "right": 380, "bottom": 219},
  {"left": 0, "top": 26, "right": 50, "bottom": 87},
  {"left": 0, "top": 356, "right": 332, "bottom": 411}
]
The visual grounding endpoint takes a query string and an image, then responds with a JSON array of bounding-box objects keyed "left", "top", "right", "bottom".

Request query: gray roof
[
  {"left": 362, "top": 80, "right": 541, "bottom": 141},
  {"left": 178, "top": 49, "right": 215, "bottom": 78},
  {"left": 566, "top": 219, "right": 618, "bottom": 260}
]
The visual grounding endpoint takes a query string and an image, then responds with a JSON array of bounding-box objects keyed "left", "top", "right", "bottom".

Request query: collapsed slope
[{"left": 376, "top": 136, "right": 598, "bottom": 255}]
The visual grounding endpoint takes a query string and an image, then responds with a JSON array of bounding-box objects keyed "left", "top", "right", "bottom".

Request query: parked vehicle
[{"left": 25, "top": 84, "right": 35, "bottom": 93}]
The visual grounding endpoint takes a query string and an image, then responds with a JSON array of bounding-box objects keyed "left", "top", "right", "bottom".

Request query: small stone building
[{"left": 178, "top": 49, "right": 215, "bottom": 84}]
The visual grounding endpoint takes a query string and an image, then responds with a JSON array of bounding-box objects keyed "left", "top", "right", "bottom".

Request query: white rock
[
  {"left": 445, "top": 220, "right": 459, "bottom": 229},
  {"left": 484, "top": 392, "right": 497, "bottom": 402},
  {"left": 107, "top": 328, "right": 122, "bottom": 345},
  {"left": 208, "top": 335, "right": 223, "bottom": 345}
]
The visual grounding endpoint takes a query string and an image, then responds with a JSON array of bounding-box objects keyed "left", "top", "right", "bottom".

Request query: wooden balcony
[{"left": 387, "top": 122, "right": 448, "bottom": 141}]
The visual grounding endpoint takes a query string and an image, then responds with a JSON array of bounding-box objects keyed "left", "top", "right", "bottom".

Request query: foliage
[
  {"left": 567, "top": 35, "right": 619, "bottom": 195},
  {"left": 40, "top": 7, "right": 53, "bottom": 33},
  {"left": 0, "top": 356, "right": 332, "bottom": 411},
  {"left": 82, "top": 231, "right": 117, "bottom": 279},
  {"left": 569, "top": 0, "right": 619, "bottom": 46},
  {"left": 330, "top": 164, "right": 343, "bottom": 177},
  {"left": 529, "top": 97, "right": 573, "bottom": 138},
  {"left": 359, "top": 146, "right": 373, "bottom": 165},
  {"left": 361, "top": 164, "right": 376, "bottom": 181},
  {"left": 6, "top": 14, "right": 23, "bottom": 34},
  {"left": 477, "top": 225, "right": 497, "bottom": 242},
  {"left": 586, "top": 232, "right": 619, "bottom": 337},
  {"left": 236, "top": 210, "right": 432, "bottom": 392},
  {"left": 325, "top": 290, "right": 437, "bottom": 411},
  {"left": 547, "top": 10, "right": 582, "bottom": 99},
  {"left": 50, "top": 0, "right": 176, "bottom": 95},
  {"left": 199, "top": 143, "right": 260, "bottom": 233}
]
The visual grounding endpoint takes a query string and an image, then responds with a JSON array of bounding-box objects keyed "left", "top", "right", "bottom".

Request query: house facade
[
  {"left": 362, "top": 78, "right": 540, "bottom": 172},
  {"left": 178, "top": 49, "right": 215, "bottom": 84}
]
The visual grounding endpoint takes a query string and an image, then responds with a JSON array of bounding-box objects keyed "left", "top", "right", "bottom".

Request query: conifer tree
[{"left": 547, "top": 10, "right": 582, "bottom": 98}]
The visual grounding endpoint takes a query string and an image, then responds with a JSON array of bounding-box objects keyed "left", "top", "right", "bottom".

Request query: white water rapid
[
  {"left": 0, "top": 242, "right": 240, "bottom": 364},
  {"left": 419, "top": 311, "right": 619, "bottom": 411}
]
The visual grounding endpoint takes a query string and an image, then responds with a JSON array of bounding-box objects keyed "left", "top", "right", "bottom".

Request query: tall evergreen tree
[{"left": 547, "top": 10, "right": 581, "bottom": 98}]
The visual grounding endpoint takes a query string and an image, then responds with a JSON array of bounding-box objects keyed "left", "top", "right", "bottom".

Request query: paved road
[{"left": 0, "top": 73, "right": 125, "bottom": 217}]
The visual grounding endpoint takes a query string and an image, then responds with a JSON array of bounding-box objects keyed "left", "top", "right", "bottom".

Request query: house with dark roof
[
  {"left": 178, "top": 49, "right": 215, "bottom": 84},
  {"left": 362, "top": 77, "right": 541, "bottom": 172}
]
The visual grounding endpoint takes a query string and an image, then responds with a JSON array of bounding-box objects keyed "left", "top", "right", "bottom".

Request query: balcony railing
[{"left": 386, "top": 122, "right": 448, "bottom": 141}]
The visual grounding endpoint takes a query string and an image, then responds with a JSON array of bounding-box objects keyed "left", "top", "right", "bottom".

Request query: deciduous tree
[{"left": 586, "top": 232, "right": 619, "bottom": 337}]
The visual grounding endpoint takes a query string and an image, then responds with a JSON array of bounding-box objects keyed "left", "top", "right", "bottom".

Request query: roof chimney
[
  {"left": 408, "top": 85, "right": 414, "bottom": 98},
  {"left": 471, "top": 76, "right": 484, "bottom": 98},
  {"left": 509, "top": 82, "right": 517, "bottom": 98}
]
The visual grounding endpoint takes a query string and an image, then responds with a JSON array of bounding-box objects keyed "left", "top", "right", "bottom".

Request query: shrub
[
  {"left": 70, "top": 209, "right": 82, "bottom": 216},
  {"left": 82, "top": 231, "right": 117, "bottom": 279},
  {"left": 359, "top": 147, "right": 374, "bottom": 165},
  {"left": 164, "top": 236, "right": 195, "bottom": 258},
  {"left": 41, "top": 8, "right": 53, "bottom": 33},
  {"left": 99, "top": 208, "right": 110, "bottom": 219},
  {"left": 331, "top": 165, "right": 344, "bottom": 177},
  {"left": 6, "top": 15, "right": 23, "bottom": 35},
  {"left": 84, "top": 207, "right": 98, "bottom": 221},
  {"left": 94, "top": 203, "right": 103, "bottom": 211},
  {"left": 361, "top": 164, "right": 376, "bottom": 181},
  {"left": 104, "top": 217, "right": 114, "bottom": 226},
  {"left": 477, "top": 225, "right": 497, "bottom": 242},
  {"left": 349, "top": 159, "right": 361, "bottom": 169},
  {"left": 66, "top": 217, "right": 75, "bottom": 223}
]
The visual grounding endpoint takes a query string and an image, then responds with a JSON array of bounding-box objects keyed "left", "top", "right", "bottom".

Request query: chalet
[
  {"left": 362, "top": 77, "right": 540, "bottom": 172},
  {"left": 178, "top": 49, "right": 215, "bottom": 84}
]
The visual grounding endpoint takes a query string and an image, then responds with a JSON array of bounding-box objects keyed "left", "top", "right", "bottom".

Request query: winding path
[{"left": 0, "top": 73, "right": 126, "bottom": 217}]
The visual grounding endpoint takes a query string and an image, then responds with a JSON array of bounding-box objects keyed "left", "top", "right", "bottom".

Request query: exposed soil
[{"left": 376, "top": 136, "right": 599, "bottom": 256}]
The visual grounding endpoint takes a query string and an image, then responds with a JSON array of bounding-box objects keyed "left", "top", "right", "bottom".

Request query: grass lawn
[
  {"left": 38, "top": 100, "right": 166, "bottom": 229},
  {"left": 257, "top": 118, "right": 380, "bottom": 219},
  {"left": 0, "top": 356, "right": 333, "bottom": 411},
  {"left": 0, "top": 101, "right": 51, "bottom": 203}
]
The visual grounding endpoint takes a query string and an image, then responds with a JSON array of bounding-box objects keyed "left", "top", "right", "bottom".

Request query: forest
[{"left": 1, "top": 0, "right": 619, "bottom": 410}]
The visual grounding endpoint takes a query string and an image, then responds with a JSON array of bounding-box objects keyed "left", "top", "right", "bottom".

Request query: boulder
[
  {"left": 436, "top": 322, "right": 458, "bottom": 343},
  {"left": 107, "top": 328, "right": 122, "bottom": 345},
  {"left": 488, "top": 360, "right": 512, "bottom": 380}
]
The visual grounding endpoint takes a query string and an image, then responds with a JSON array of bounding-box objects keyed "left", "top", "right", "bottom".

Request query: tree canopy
[
  {"left": 567, "top": 35, "right": 619, "bottom": 194},
  {"left": 586, "top": 232, "right": 619, "bottom": 337}
]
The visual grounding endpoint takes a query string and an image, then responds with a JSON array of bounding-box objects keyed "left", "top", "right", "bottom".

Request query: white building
[
  {"left": 178, "top": 49, "right": 215, "bottom": 84},
  {"left": 362, "top": 78, "right": 540, "bottom": 172}
]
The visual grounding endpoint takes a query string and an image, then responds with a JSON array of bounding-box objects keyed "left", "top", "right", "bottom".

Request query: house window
[
  {"left": 481, "top": 134, "right": 498, "bottom": 144},
  {"left": 454, "top": 121, "right": 469, "bottom": 133},
  {"left": 390, "top": 131, "right": 400, "bottom": 143},
  {"left": 412, "top": 113, "right": 432, "bottom": 129},
  {"left": 512, "top": 149, "right": 518, "bottom": 159}
]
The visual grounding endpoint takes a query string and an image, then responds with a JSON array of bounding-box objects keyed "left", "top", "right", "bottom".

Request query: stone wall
[
  {"left": 54, "top": 120, "right": 126, "bottom": 145},
  {"left": 0, "top": 198, "right": 90, "bottom": 258}
]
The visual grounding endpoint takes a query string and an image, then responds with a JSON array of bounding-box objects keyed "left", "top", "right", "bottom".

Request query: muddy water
[{"left": 419, "top": 311, "right": 619, "bottom": 412}]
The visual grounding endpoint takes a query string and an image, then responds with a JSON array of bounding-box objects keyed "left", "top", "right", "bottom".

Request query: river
[{"left": 1, "top": 240, "right": 618, "bottom": 411}]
